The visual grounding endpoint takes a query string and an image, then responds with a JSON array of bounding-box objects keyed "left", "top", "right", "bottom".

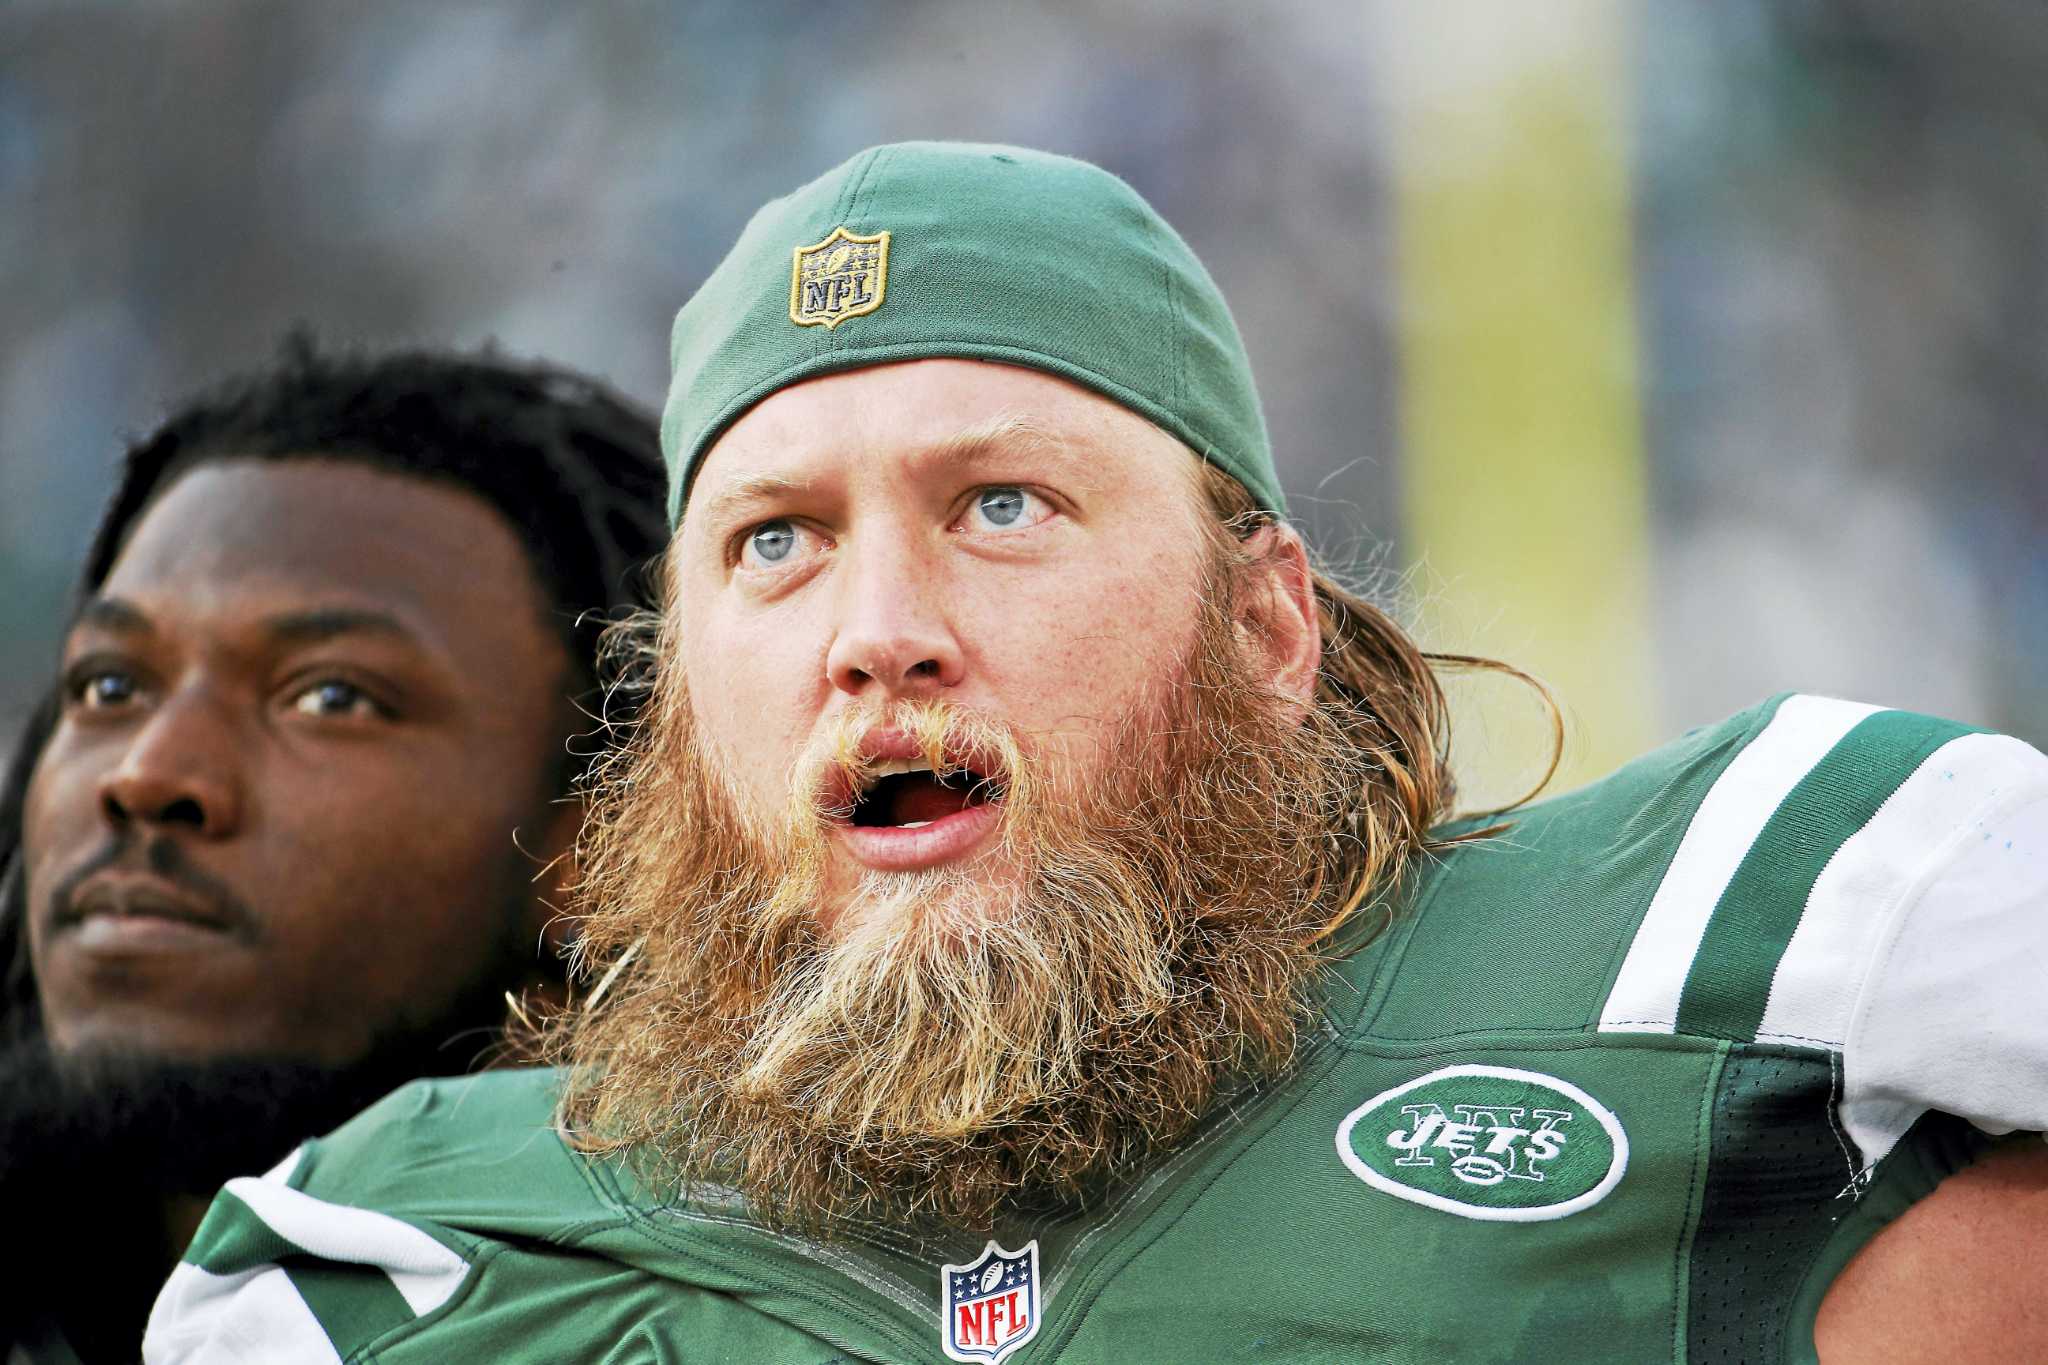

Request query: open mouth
[{"left": 847, "top": 759, "right": 1007, "bottom": 830}]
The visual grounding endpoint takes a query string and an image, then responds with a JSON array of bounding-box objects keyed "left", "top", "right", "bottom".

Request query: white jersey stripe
[
  {"left": 224, "top": 1176, "right": 469, "bottom": 1317},
  {"left": 1755, "top": 732, "right": 2038, "bottom": 1051},
  {"left": 258, "top": 1144, "right": 307, "bottom": 1184},
  {"left": 143, "top": 1263, "right": 346, "bottom": 1365},
  {"left": 1838, "top": 764, "right": 2048, "bottom": 1166},
  {"left": 1598, "top": 695, "right": 1881, "bottom": 1034}
]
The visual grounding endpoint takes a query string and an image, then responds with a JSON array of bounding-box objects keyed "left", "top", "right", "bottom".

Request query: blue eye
[
  {"left": 749, "top": 521, "right": 797, "bottom": 563},
  {"left": 977, "top": 488, "right": 1026, "bottom": 527}
]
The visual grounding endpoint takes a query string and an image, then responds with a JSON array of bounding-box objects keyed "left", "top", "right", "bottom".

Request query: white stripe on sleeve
[
  {"left": 1757, "top": 732, "right": 2045, "bottom": 1051},
  {"left": 1598, "top": 695, "right": 1880, "bottom": 1034},
  {"left": 143, "top": 1263, "right": 345, "bottom": 1365},
  {"left": 1839, "top": 781, "right": 2048, "bottom": 1167},
  {"left": 258, "top": 1144, "right": 307, "bottom": 1184},
  {"left": 225, "top": 1176, "right": 468, "bottom": 1316}
]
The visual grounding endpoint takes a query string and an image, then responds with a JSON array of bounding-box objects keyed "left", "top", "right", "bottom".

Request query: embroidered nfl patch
[
  {"left": 790, "top": 225, "right": 889, "bottom": 328},
  {"left": 940, "top": 1240, "right": 1040, "bottom": 1364},
  {"left": 1335, "top": 1064, "right": 1629, "bottom": 1222}
]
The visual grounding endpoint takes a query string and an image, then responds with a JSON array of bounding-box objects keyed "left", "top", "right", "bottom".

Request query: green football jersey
[{"left": 146, "top": 695, "right": 2048, "bottom": 1364}]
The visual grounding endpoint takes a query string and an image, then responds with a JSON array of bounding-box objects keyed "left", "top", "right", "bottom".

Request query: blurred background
[{"left": 2, "top": 0, "right": 2042, "bottom": 796}]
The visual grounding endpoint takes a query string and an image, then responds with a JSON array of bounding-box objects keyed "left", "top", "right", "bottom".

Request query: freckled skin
[
  {"left": 24, "top": 461, "right": 578, "bottom": 1066},
  {"left": 674, "top": 360, "right": 1222, "bottom": 929}
]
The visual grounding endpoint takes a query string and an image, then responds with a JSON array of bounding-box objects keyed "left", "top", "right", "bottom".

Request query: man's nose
[
  {"left": 824, "top": 536, "right": 965, "bottom": 698},
  {"left": 95, "top": 691, "right": 243, "bottom": 837}
]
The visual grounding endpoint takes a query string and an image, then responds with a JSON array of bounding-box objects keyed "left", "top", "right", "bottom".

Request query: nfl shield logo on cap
[
  {"left": 940, "top": 1240, "right": 1041, "bottom": 1363},
  {"left": 789, "top": 225, "right": 889, "bottom": 328}
]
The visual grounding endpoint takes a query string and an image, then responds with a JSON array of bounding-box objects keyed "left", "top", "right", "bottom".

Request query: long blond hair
[{"left": 1193, "top": 462, "right": 1561, "bottom": 946}]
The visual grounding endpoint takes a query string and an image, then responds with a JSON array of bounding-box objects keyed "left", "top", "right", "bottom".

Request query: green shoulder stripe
[
  {"left": 177, "top": 1167, "right": 473, "bottom": 1361},
  {"left": 283, "top": 1260, "right": 416, "bottom": 1360},
  {"left": 184, "top": 1184, "right": 304, "bottom": 1278},
  {"left": 1674, "top": 709, "right": 1983, "bottom": 1041}
]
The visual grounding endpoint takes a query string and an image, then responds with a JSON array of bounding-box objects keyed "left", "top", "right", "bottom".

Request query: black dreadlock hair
[{"left": 0, "top": 334, "right": 672, "bottom": 1050}]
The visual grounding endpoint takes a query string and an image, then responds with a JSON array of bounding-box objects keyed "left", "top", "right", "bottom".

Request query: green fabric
[
  {"left": 1683, "top": 1047, "right": 1855, "bottom": 1362},
  {"left": 158, "top": 699, "right": 2035, "bottom": 1362},
  {"left": 360, "top": 1243, "right": 845, "bottom": 1365},
  {"left": 183, "top": 1186, "right": 308, "bottom": 1277},
  {"left": 1674, "top": 709, "right": 1983, "bottom": 1041},
  {"left": 1045, "top": 1039, "right": 1712, "bottom": 1364},
  {"left": 660, "top": 141, "right": 1280, "bottom": 524},
  {"left": 176, "top": 1182, "right": 446, "bottom": 1360},
  {"left": 300, "top": 1068, "right": 607, "bottom": 1250},
  {"left": 1665, "top": 1039, "right": 1728, "bottom": 1361},
  {"left": 282, "top": 1260, "right": 415, "bottom": 1361},
  {"left": 1354, "top": 695, "right": 1788, "bottom": 1041},
  {"left": 1336, "top": 1066, "right": 1626, "bottom": 1216}
]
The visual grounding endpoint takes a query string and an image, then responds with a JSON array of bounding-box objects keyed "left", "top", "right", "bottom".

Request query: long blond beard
[{"left": 554, "top": 569, "right": 1382, "bottom": 1231}]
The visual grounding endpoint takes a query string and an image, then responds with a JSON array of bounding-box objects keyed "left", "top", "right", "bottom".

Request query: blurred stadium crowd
[{"left": 2, "top": 0, "right": 2043, "bottom": 775}]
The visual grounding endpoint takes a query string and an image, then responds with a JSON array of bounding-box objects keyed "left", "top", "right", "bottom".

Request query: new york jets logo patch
[{"left": 1335, "top": 1065, "right": 1627, "bottom": 1221}]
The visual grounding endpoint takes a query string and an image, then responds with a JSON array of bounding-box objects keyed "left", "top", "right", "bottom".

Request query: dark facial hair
[{"left": 0, "top": 941, "right": 527, "bottom": 1363}]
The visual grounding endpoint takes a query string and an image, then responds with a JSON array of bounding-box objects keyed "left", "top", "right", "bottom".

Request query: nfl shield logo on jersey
[{"left": 940, "top": 1240, "right": 1041, "bottom": 1363}]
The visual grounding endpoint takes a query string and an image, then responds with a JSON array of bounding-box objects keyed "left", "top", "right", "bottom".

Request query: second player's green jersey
[{"left": 147, "top": 694, "right": 2048, "bottom": 1363}]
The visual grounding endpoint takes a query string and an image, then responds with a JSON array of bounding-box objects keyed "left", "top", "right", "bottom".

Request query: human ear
[{"left": 1235, "top": 523, "right": 1321, "bottom": 708}]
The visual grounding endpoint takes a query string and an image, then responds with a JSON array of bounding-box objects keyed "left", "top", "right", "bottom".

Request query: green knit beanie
[{"left": 661, "top": 141, "right": 1280, "bottom": 525}]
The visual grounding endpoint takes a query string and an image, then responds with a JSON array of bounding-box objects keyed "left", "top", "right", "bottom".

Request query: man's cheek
[
  {"left": 285, "top": 762, "right": 462, "bottom": 846},
  {"left": 750, "top": 715, "right": 815, "bottom": 816}
]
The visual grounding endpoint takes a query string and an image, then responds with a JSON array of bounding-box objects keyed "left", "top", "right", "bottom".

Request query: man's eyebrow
[
  {"left": 699, "top": 414, "right": 1087, "bottom": 527},
  {"left": 701, "top": 473, "right": 808, "bottom": 528},
  {"left": 926, "top": 413, "right": 1074, "bottom": 470},
  {"left": 73, "top": 596, "right": 153, "bottom": 636},
  {"left": 262, "top": 607, "right": 419, "bottom": 648}
]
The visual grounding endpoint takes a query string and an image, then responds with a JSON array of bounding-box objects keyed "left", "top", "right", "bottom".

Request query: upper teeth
[{"left": 868, "top": 758, "right": 935, "bottom": 779}]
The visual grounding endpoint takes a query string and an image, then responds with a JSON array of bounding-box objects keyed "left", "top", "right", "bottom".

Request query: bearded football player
[{"left": 149, "top": 146, "right": 2048, "bottom": 1364}]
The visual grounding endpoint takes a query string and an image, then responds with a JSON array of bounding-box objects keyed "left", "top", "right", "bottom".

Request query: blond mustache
[{"left": 547, "top": 529, "right": 1465, "bottom": 1231}]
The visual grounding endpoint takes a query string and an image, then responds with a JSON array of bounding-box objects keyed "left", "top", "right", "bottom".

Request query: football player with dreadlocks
[{"left": 0, "top": 340, "right": 668, "bottom": 1363}]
